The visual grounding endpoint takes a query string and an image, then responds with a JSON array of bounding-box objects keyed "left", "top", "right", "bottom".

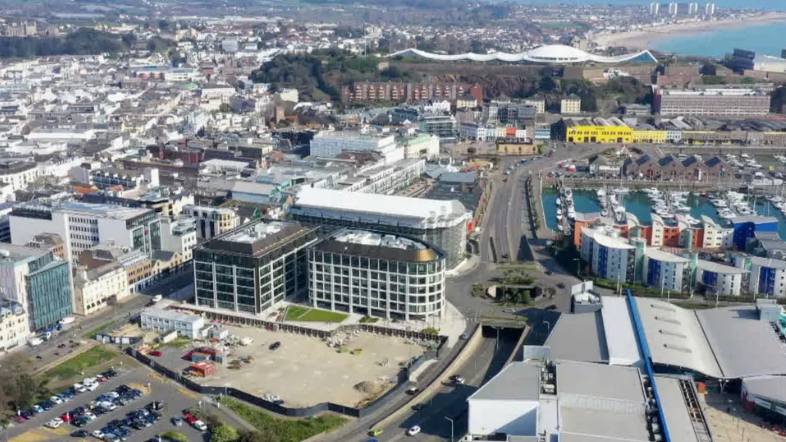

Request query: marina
[{"left": 543, "top": 186, "right": 786, "bottom": 240}]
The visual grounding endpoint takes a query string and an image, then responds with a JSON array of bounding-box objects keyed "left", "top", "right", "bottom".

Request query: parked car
[
  {"left": 193, "top": 420, "right": 207, "bottom": 431},
  {"left": 91, "top": 430, "right": 105, "bottom": 439},
  {"left": 405, "top": 387, "right": 420, "bottom": 395},
  {"left": 368, "top": 429, "right": 384, "bottom": 437},
  {"left": 269, "top": 341, "right": 281, "bottom": 351},
  {"left": 46, "top": 418, "right": 63, "bottom": 429},
  {"left": 71, "top": 430, "right": 89, "bottom": 438},
  {"left": 171, "top": 417, "right": 183, "bottom": 427},
  {"left": 149, "top": 350, "right": 163, "bottom": 357},
  {"left": 407, "top": 426, "right": 421, "bottom": 436}
]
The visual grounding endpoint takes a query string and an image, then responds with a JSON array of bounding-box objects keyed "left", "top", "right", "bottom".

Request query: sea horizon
[
  {"left": 650, "top": 21, "right": 786, "bottom": 58},
  {"left": 504, "top": 0, "right": 785, "bottom": 10}
]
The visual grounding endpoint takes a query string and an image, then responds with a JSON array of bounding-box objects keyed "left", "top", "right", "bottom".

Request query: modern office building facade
[
  {"left": 181, "top": 205, "right": 240, "bottom": 241},
  {"left": 654, "top": 87, "right": 771, "bottom": 116},
  {"left": 307, "top": 229, "right": 446, "bottom": 320},
  {"left": 0, "top": 244, "right": 73, "bottom": 331},
  {"left": 9, "top": 200, "right": 161, "bottom": 260},
  {"left": 289, "top": 188, "right": 471, "bottom": 270},
  {"left": 194, "top": 220, "right": 319, "bottom": 314}
]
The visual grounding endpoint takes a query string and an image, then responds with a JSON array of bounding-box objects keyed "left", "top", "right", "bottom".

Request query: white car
[
  {"left": 107, "top": 392, "right": 120, "bottom": 399},
  {"left": 73, "top": 383, "right": 86, "bottom": 393},
  {"left": 407, "top": 426, "right": 421, "bottom": 436},
  {"left": 91, "top": 430, "right": 104, "bottom": 439},
  {"left": 193, "top": 420, "right": 207, "bottom": 431},
  {"left": 50, "top": 396, "right": 63, "bottom": 405},
  {"left": 45, "top": 418, "right": 63, "bottom": 429},
  {"left": 87, "top": 383, "right": 99, "bottom": 391}
]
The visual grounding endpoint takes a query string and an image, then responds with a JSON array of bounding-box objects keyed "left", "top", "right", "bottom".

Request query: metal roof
[
  {"left": 544, "top": 312, "right": 608, "bottom": 364},
  {"left": 643, "top": 248, "right": 690, "bottom": 264},
  {"left": 468, "top": 362, "right": 541, "bottom": 402},
  {"left": 556, "top": 360, "right": 645, "bottom": 403},
  {"left": 654, "top": 376, "right": 706, "bottom": 442},
  {"left": 696, "top": 259, "right": 748, "bottom": 275},
  {"left": 697, "top": 306, "right": 786, "bottom": 379},
  {"left": 601, "top": 297, "right": 643, "bottom": 367}
]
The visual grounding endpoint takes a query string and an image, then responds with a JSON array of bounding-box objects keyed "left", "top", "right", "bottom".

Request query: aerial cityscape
[{"left": 3, "top": 0, "right": 786, "bottom": 442}]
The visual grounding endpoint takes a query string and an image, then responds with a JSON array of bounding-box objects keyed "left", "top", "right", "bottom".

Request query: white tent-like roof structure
[{"left": 388, "top": 44, "right": 658, "bottom": 64}]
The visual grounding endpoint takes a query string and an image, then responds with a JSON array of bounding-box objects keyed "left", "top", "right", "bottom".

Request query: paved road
[
  {"left": 3, "top": 364, "right": 241, "bottom": 442},
  {"left": 368, "top": 330, "right": 519, "bottom": 442},
  {"left": 337, "top": 329, "right": 518, "bottom": 442}
]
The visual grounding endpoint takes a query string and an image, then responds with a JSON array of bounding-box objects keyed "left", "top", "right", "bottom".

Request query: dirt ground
[{"left": 154, "top": 323, "right": 426, "bottom": 408}]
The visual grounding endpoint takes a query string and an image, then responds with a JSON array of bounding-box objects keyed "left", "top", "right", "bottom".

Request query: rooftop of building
[
  {"left": 695, "top": 259, "right": 748, "bottom": 275},
  {"left": 643, "top": 248, "right": 689, "bottom": 263},
  {"left": 314, "top": 229, "right": 442, "bottom": 263},
  {"left": 313, "top": 130, "right": 395, "bottom": 141},
  {"left": 292, "top": 187, "right": 469, "bottom": 223},
  {"left": 730, "top": 215, "right": 779, "bottom": 224},
  {"left": 545, "top": 311, "right": 609, "bottom": 364},
  {"left": 0, "top": 243, "right": 51, "bottom": 263},
  {"left": 141, "top": 308, "right": 203, "bottom": 324},
  {"left": 199, "top": 219, "right": 315, "bottom": 257},
  {"left": 635, "top": 298, "right": 786, "bottom": 379},
  {"left": 581, "top": 226, "right": 635, "bottom": 250},
  {"left": 468, "top": 361, "right": 541, "bottom": 402},
  {"left": 750, "top": 256, "right": 786, "bottom": 269}
]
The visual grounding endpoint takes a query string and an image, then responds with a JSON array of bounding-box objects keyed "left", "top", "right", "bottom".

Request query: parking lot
[
  {"left": 152, "top": 324, "right": 425, "bottom": 408},
  {"left": 6, "top": 366, "right": 212, "bottom": 442}
]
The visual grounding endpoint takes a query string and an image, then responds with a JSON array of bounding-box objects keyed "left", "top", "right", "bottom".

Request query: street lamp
[{"left": 445, "top": 417, "right": 454, "bottom": 442}]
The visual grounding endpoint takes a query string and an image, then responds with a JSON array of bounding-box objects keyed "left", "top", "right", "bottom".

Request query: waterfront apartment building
[
  {"left": 0, "top": 299, "right": 30, "bottom": 351},
  {"left": 307, "top": 229, "right": 446, "bottom": 320},
  {"left": 289, "top": 187, "right": 471, "bottom": 270},
  {"left": 643, "top": 248, "right": 690, "bottom": 293},
  {"left": 194, "top": 220, "right": 319, "bottom": 314},
  {"left": 9, "top": 200, "right": 161, "bottom": 260},
  {"left": 696, "top": 259, "right": 748, "bottom": 296},
  {"left": 0, "top": 244, "right": 72, "bottom": 330},
  {"left": 181, "top": 205, "right": 240, "bottom": 241},
  {"left": 580, "top": 227, "right": 636, "bottom": 284},
  {"left": 654, "top": 87, "right": 771, "bottom": 116}
]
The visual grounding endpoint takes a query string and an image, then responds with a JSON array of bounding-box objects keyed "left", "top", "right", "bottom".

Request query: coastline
[{"left": 593, "top": 12, "right": 786, "bottom": 50}]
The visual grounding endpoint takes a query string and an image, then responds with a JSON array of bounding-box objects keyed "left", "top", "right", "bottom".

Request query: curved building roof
[{"left": 388, "top": 44, "right": 657, "bottom": 64}]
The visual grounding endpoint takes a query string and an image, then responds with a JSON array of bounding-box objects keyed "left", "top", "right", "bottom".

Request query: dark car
[
  {"left": 147, "top": 401, "right": 165, "bottom": 411},
  {"left": 544, "top": 304, "right": 558, "bottom": 311},
  {"left": 556, "top": 282, "right": 565, "bottom": 289},
  {"left": 545, "top": 270, "right": 553, "bottom": 275},
  {"left": 269, "top": 341, "right": 281, "bottom": 351},
  {"left": 72, "top": 417, "right": 89, "bottom": 428},
  {"left": 20, "top": 410, "right": 34, "bottom": 419},
  {"left": 71, "top": 430, "right": 89, "bottom": 438},
  {"left": 171, "top": 417, "right": 183, "bottom": 427},
  {"left": 411, "top": 403, "right": 427, "bottom": 411}
]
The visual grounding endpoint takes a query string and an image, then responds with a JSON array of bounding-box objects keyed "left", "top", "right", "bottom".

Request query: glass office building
[
  {"left": 194, "top": 220, "right": 318, "bottom": 314},
  {"left": 308, "top": 229, "right": 446, "bottom": 320},
  {"left": 0, "top": 244, "right": 73, "bottom": 331}
]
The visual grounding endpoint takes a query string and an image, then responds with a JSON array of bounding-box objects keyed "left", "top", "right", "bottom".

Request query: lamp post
[{"left": 445, "top": 417, "right": 454, "bottom": 442}]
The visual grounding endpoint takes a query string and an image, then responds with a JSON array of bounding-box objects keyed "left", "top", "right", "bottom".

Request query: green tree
[
  {"left": 237, "top": 429, "right": 280, "bottom": 442},
  {"left": 210, "top": 424, "right": 238, "bottom": 442},
  {"left": 219, "top": 103, "right": 232, "bottom": 113}
]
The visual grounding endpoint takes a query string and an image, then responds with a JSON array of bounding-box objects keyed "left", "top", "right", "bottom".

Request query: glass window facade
[
  {"left": 26, "top": 255, "right": 73, "bottom": 330},
  {"left": 194, "top": 227, "right": 317, "bottom": 314},
  {"left": 307, "top": 248, "right": 445, "bottom": 320}
]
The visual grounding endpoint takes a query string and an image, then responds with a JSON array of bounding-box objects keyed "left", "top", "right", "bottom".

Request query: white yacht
[
  {"left": 556, "top": 197, "right": 561, "bottom": 206},
  {"left": 601, "top": 209, "right": 609, "bottom": 217},
  {"left": 613, "top": 187, "right": 630, "bottom": 194}
]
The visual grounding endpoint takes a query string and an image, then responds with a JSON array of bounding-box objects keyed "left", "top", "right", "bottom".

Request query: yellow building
[
  {"left": 565, "top": 125, "right": 633, "bottom": 144},
  {"left": 632, "top": 130, "right": 667, "bottom": 144}
]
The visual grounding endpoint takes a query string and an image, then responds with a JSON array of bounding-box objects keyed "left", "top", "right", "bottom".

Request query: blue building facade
[
  {"left": 26, "top": 252, "right": 72, "bottom": 330},
  {"left": 731, "top": 216, "right": 778, "bottom": 251}
]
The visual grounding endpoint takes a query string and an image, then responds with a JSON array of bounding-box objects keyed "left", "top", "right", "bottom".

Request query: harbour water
[
  {"left": 542, "top": 188, "right": 786, "bottom": 240},
  {"left": 652, "top": 22, "right": 786, "bottom": 58}
]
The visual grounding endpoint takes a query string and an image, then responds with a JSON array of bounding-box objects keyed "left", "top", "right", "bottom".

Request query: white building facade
[
  {"left": 140, "top": 308, "right": 205, "bottom": 339},
  {"left": 696, "top": 259, "right": 747, "bottom": 296},
  {"left": 73, "top": 265, "right": 129, "bottom": 316},
  {"left": 580, "top": 227, "right": 636, "bottom": 283},
  {"left": 307, "top": 229, "right": 446, "bottom": 320}
]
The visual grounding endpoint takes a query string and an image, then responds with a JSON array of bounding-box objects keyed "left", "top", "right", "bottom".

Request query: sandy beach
[{"left": 593, "top": 12, "right": 786, "bottom": 50}]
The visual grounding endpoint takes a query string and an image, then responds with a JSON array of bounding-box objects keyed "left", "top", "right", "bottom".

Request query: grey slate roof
[{"left": 468, "top": 362, "right": 540, "bottom": 402}]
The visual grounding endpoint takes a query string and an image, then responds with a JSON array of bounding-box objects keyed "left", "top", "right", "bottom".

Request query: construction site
[{"left": 148, "top": 322, "right": 430, "bottom": 408}]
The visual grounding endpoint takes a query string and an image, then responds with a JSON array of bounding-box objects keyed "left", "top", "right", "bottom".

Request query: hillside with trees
[{"left": 0, "top": 28, "right": 171, "bottom": 59}]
